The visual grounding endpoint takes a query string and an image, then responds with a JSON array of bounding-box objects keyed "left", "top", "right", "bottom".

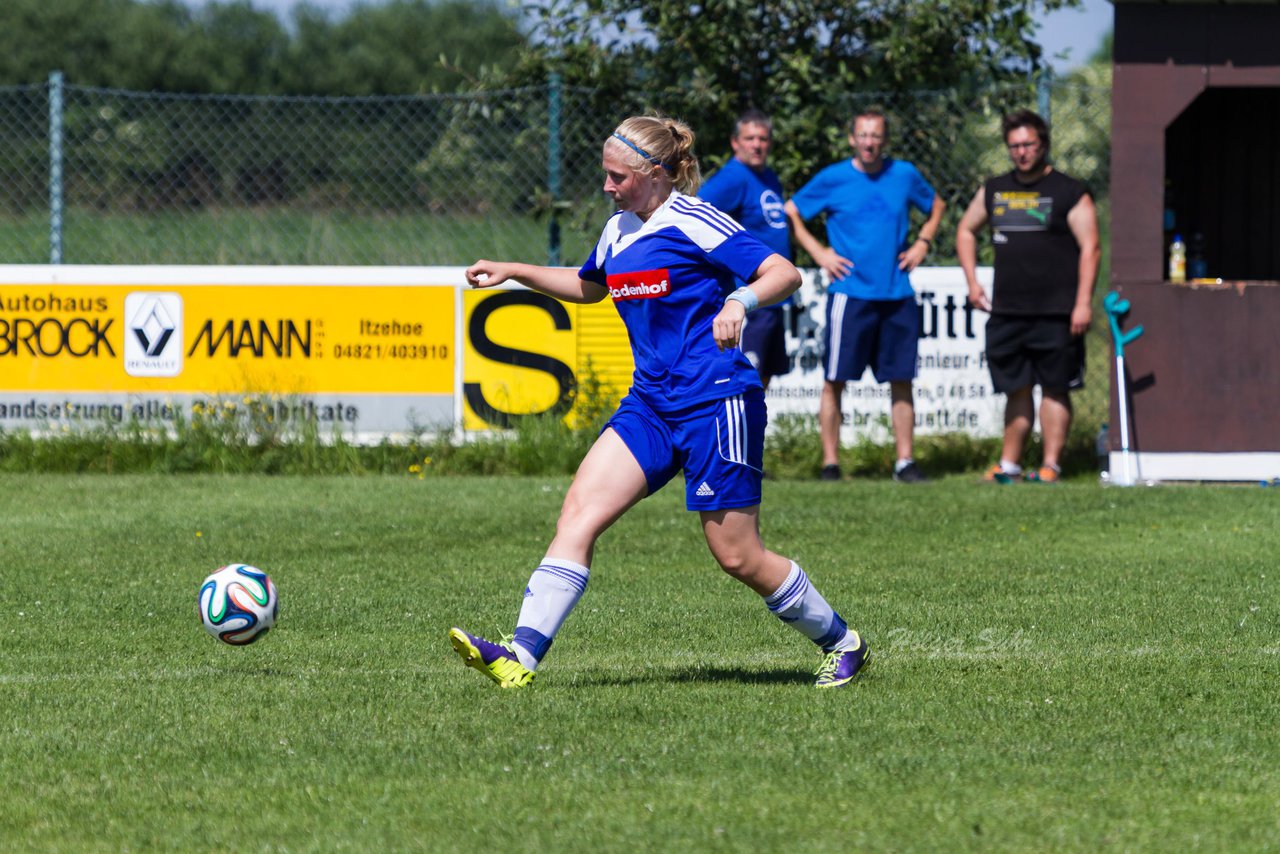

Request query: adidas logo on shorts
[{"left": 696, "top": 482, "right": 715, "bottom": 497}]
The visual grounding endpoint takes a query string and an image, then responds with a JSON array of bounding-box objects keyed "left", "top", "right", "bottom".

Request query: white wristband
[{"left": 725, "top": 287, "right": 759, "bottom": 313}]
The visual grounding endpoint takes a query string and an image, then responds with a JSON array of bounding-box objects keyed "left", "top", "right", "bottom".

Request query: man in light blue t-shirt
[
  {"left": 785, "top": 110, "right": 945, "bottom": 484},
  {"left": 699, "top": 109, "right": 793, "bottom": 389}
]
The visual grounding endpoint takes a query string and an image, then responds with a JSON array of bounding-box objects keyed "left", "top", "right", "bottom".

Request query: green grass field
[{"left": 4, "top": 473, "right": 1278, "bottom": 851}]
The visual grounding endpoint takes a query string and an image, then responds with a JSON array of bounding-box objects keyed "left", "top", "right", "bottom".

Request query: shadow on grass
[{"left": 567, "top": 665, "right": 816, "bottom": 687}]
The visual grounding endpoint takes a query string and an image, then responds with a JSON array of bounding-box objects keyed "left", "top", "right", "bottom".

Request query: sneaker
[
  {"left": 892, "top": 461, "right": 928, "bottom": 483},
  {"left": 819, "top": 464, "right": 842, "bottom": 481},
  {"left": 814, "top": 633, "right": 870, "bottom": 688},
  {"left": 1025, "top": 466, "right": 1061, "bottom": 483},
  {"left": 983, "top": 464, "right": 1018, "bottom": 485},
  {"left": 448, "top": 627, "right": 536, "bottom": 689}
]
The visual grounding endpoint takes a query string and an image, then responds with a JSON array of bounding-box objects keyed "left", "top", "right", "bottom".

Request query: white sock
[
  {"left": 764, "top": 561, "right": 856, "bottom": 651},
  {"left": 1000, "top": 460, "right": 1023, "bottom": 475},
  {"left": 512, "top": 557, "right": 589, "bottom": 670},
  {"left": 894, "top": 458, "right": 913, "bottom": 473}
]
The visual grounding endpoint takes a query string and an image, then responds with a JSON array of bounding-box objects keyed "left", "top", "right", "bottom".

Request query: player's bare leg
[
  {"left": 547, "top": 428, "right": 649, "bottom": 567},
  {"left": 701, "top": 506, "right": 791, "bottom": 595},
  {"left": 702, "top": 506, "right": 869, "bottom": 687},
  {"left": 450, "top": 429, "right": 647, "bottom": 687}
]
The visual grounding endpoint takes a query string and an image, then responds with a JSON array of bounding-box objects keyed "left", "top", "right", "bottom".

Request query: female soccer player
[{"left": 451, "top": 115, "right": 869, "bottom": 689}]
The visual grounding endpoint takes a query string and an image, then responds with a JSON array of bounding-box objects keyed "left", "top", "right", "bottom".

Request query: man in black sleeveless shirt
[{"left": 956, "top": 110, "right": 1100, "bottom": 483}]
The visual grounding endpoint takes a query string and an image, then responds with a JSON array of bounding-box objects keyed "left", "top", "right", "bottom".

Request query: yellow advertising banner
[
  {"left": 1, "top": 283, "right": 454, "bottom": 394},
  {"left": 0, "top": 268, "right": 639, "bottom": 437},
  {"left": 462, "top": 289, "right": 633, "bottom": 430},
  {"left": 0, "top": 268, "right": 462, "bottom": 438}
]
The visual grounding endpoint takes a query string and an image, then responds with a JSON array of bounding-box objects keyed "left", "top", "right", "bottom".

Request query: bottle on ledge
[{"left": 1168, "top": 233, "right": 1186, "bottom": 284}]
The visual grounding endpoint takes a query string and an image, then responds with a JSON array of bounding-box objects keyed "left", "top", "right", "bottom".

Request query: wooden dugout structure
[{"left": 1108, "top": 0, "right": 1280, "bottom": 481}]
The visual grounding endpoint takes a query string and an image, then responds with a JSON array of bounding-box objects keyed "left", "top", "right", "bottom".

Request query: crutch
[{"left": 1103, "top": 291, "right": 1144, "bottom": 486}]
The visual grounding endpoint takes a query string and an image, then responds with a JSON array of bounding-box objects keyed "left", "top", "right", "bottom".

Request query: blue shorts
[
  {"left": 823, "top": 293, "right": 919, "bottom": 383},
  {"left": 604, "top": 390, "right": 766, "bottom": 512},
  {"left": 741, "top": 305, "right": 791, "bottom": 380}
]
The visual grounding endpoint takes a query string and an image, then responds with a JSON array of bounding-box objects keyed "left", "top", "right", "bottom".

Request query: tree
[
  {"left": 516, "top": 0, "right": 1083, "bottom": 188},
  {"left": 169, "top": 2, "right": 290, "bottom": 93},
  {"left": 280, "top": 0, "right": 527, "bottom": 95},
  {"left": 0, "top": 0, "right": 526, "bottom": 96},
  {"left": 0, "top": 0, "right": 172, "bottom": 87}
]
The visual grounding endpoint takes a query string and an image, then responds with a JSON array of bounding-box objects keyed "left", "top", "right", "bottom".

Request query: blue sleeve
[
  {"left": 577, "top": 242, "right": 605, "bottom": 286},
  {"left": 707, "top": 230, "right": 774, "bottom": 284},
  {"left": 698, "top": 167, "right": 743, "bottom": 217},
  {"left": 790, "top": 169, "right": 830, "bottom": 221},
  {"left": 577, "top": 217, "right": 616, "bottom": 285},
  {"left": 908, "top": 164, "right": 937, "bottom": 213}
]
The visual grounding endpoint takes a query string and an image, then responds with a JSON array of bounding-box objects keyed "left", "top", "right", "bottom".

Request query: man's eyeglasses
[{"left": 1007, "top": 141, "right": 1040, "bottom": 151}]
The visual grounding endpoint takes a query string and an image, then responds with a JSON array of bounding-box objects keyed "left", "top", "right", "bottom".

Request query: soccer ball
[{"left": 198, "top": 564, "right": 279, "bottom": 645}]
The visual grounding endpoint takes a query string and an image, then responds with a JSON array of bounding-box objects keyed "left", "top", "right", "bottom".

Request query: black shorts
[
  {"left": 741, "top": 305, "right": 791, "bottom": 379},
  {"left": 985, "top": 314, "right": 1085, "bottom": 394}
]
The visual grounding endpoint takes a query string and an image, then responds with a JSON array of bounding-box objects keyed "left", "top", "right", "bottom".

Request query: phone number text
[{"left": 329, "top": 344, "right": 449, "bottom": 360}]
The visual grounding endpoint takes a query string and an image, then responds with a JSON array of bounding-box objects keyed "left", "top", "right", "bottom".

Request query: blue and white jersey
[{"left": 578, "top": 191, "right": 773, "bottom": 413}]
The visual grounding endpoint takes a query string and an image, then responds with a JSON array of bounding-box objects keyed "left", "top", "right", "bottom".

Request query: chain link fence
[
  {"left": 0, "top": 77, "right": 627, "bottom": 266},
  {"left": 0, "top": 72, "right": 1112, "bottom": 436},
  {"left": 0, "top": 74, "right": 1110, "bottom": 268}
]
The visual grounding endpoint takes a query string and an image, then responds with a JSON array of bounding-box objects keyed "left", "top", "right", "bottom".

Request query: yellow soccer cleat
[{"left": 449, "top": 627, "right": 536, "bottom": 689}]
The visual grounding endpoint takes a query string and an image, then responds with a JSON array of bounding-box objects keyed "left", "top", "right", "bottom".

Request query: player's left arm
[
  {"left": 898, "top": 191, "right": 946, "bottom": 272},
  {"left": 1067, "top": 193, "right": 1101, "bottom": 336},
  {"left": 712, "top": 253, "right": 801, "bottom": 351}
]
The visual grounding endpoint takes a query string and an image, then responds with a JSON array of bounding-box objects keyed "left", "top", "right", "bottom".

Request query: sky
[
  {"left": 1034, "top": 0, "right": 1113, "bottom": 70},
  {"left": 193, "top": 0, "right": 1114, "bottom": 71}
]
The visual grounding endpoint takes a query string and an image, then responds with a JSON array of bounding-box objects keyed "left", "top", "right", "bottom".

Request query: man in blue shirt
[
  {"left": 699, "top": 109, "right": 793, "bottom": 389},
  {"left": 785, "top": 109, "right": 945, "bottom": 483}
]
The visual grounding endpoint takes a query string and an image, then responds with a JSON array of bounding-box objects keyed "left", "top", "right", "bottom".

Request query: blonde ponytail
[{"left": 606, "top": 114, "right": 702, "bottom": 194}]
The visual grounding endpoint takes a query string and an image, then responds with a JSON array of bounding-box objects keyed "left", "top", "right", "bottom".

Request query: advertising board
[{"left": 0, "top": 265, "right": 998, "bottom": 442}]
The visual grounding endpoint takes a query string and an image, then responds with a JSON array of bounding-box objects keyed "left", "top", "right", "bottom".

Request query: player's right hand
[
  {"left": 712, "top": 300, "right": 746, "bottom": 352},
  {"left": 465, "top": 260, "right": 509, "bottom": 289}
]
